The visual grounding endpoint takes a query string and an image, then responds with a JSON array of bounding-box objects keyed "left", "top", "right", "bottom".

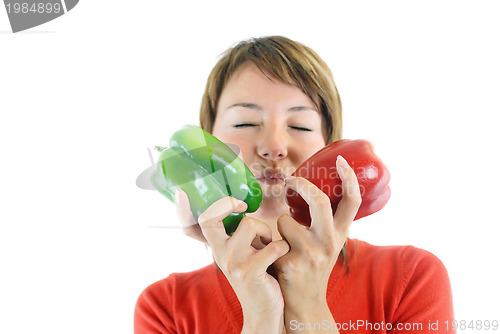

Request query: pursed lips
[{"left": 257, "top": 168, "right": 286, "bottom": 184}]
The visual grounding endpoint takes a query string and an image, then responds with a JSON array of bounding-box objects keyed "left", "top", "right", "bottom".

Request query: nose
[{"left": 257, "top": 126, "right": 288, "bottom": 161}]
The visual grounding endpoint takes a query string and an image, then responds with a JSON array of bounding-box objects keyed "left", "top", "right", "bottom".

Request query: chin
[{"left": 259, "top": 182, "right": 286, "bottom": 200}]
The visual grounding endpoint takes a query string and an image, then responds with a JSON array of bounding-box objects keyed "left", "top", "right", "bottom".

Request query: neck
[{"left": 247, "top": 196, "right": 290, "bottom": 240}]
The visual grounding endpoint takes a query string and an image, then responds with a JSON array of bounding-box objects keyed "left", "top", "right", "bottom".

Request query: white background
[{"left": 1, "top": 1, "right": 499, "bottom": 333}]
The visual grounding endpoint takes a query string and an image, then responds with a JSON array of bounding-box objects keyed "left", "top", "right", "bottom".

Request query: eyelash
[
  {"left": 234, "top": 123, "right": 311, "bottom": 132},
  {"left": 234, "top": 123, "right": 257, "bottom": 128},
  {"left": 290, "top": 126, "right": 312, "bottom": 132}
]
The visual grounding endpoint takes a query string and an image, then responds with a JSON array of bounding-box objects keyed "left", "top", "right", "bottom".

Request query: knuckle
[
  {"left": 267, "top": 241, "right": 285, "bottom": 255},
  {"left": 344, "top": 185, "right": 362, "bottom": 204},
  {"left": 316, "top": 190, "right": 330, "bottom": 202},
  {"left": 276, "top": 215, "right": 298, "bottom": 236},
  {"left": 237, "top": 216, "right": 257, "bottom": 232},
  {"left": 222, "top": 195, "right": 238, "bottom": 207},
  {"left": 277, "top": 214, "right": 292, "bottom": 225},
  {"left": 323, "top": 243, "right": 337, "bottom": 258},
  {"left": 220, "top": 196, "right": 232, "bottom": 207},
  {"left": 302, "top": 248, "right": 320, "bottom": 264},
  {"left": 315, "top": 193, "right": 333, "bottom": 211},
  {"left": 224, "top": 260, "right": 245, "bottom": 279},
  {"left": 351, "top": 193, "right": 362, "bottom": 208},
  {"left": 304, "top": 247, "right": 334, "bottom": 268},
  {"left": 240, "top": 216, "right": 270, "bottom": 234},
  {"left": 280, "top": 260, "right": 299, "bottom": 276},
  {"left": 181, "top": 225, "right": 206, "bottom": 243},
  {"left": 242, "top": 216, "right": 257, "bottom": 228},
  {"left": 197, "top": 213, "right": 208, "bottom": 226}
]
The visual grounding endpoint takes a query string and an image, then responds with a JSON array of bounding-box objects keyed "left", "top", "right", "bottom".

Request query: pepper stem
[{"left": 154, "top": 146, "right": 167, "bottom": 153}]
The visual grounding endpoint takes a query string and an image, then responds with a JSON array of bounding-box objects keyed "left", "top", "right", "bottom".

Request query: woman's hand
[
  {"left": 174, "top": 189, "right": 208, "bottom": 243},
  {"left": 177, "top": 192, "right": 290, "bottom": 333},
  {"left": 275, "top": 155, "right": 362, "bottom": 332}
]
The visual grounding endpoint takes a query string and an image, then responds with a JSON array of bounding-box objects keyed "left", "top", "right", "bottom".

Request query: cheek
[
  {"left": 292, "top": 138, "right": 325, "bottom": 164},
  {"left": 237, "top": 144, "right": 255, "bottom": 166}
]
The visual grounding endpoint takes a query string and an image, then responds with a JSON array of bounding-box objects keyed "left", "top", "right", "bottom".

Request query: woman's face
[{"left": 212, "top": 62, "right": 326, "bottom": 216}]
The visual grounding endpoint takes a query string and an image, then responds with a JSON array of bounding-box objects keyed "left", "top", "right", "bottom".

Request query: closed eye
[
  {"left": 234, "top": 123, "right": 258, "bottom": 128},
  {"left": 290, "top": 126, "right": 312, "bottom": 132},
  {"left": 234, "top": 124, "right": 311, "bottom": 131}
]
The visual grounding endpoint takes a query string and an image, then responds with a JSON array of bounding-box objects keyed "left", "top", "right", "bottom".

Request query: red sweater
[{"left": 134, "top": 239, "right": 455, "bottom": 333}]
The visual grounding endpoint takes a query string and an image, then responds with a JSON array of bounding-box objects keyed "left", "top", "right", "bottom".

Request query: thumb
[{"left": 175, "top": 189, "right": 207, "bottom": 243}]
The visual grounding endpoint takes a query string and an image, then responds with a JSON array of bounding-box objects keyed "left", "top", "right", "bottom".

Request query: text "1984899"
[{"left": 5, "top": 2, "right": 62, "bottom": 14}]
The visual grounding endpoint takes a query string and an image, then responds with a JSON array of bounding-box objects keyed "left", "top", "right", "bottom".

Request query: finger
[
  {"left": 284, "top": 176, "right": 334, "bottom": 234},
  {"left": 250, "top": 236, "right": 271, "bottom": 250},
  {"left": 175, "top": 189, "right": 207, "bottom": 243},
  {"left": 334, "top": 155, "right": 362, "bottom": 234},
  {"left": 231, "top": 216, "right": 273, "bottom": 248},
  {"left": 250, "top": 239, "right": 290, "bottom": 273},
  {"left": 197, "top": 196, "right": 247, "bottom": 249},
  {"left": 277, "top": 214, "right": 306, "bottom": 250}
]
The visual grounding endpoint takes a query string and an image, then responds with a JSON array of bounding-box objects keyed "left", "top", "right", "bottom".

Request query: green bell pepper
[{"left": 151, "top": 125, "right": 262, "bottom": 233}]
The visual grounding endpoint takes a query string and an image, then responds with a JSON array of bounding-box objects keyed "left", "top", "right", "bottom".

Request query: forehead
[
  {"left": 226, "top": 62, "right": 278, "bottom": 87},
  {"left": 219, "top": 63, "right": 316, "bottom": 107}
]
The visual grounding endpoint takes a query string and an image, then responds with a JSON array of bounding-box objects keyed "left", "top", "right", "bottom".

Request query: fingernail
[
  {"left": 232, "top": 198, "right": 247, "bottom": 209},
  {"left": 284, "top": 176, "right": 295, "bottom": 183},
  {"left": 337, "top": 155, "right": 349, "bottom": 179},
  {"left": 337, "top": 155, "right": 349, "bottom": 168}
]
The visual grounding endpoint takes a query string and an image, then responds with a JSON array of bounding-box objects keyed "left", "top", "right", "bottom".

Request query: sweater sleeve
[
  {"left": 389, "top": 247, "right": 456, "bottom": 334},
  {"left": 134, "top": 276, "right": 177, "bottom": 334}
]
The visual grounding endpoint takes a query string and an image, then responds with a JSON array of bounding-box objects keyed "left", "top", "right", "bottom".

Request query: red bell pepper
[{"left": 285, "top": 140, "right": 391, "bottom": 226}]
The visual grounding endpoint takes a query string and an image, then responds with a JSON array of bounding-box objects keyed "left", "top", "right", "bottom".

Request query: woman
[{"left": 135, "top": 36, "right": 455, "bottom": 334}]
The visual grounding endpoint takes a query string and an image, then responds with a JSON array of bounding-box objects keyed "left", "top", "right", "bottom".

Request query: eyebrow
[
  {"left": 228, "top": 102, "right": 263, "bottom": 111},
  {"left": 288, "top": 105, "right": 318, "bottom": 112},
  {"left": 228, "top": 103, "right": 318, "bottom": 112}
]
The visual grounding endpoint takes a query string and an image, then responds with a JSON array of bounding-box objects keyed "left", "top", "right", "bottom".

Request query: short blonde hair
[{"left": 200, "top": 36, "right": 342, "bottom": 144}]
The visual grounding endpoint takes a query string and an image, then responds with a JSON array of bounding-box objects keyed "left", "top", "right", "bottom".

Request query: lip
[{"left": 257, "top": 168, "right": 286, "bottom": 185}]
